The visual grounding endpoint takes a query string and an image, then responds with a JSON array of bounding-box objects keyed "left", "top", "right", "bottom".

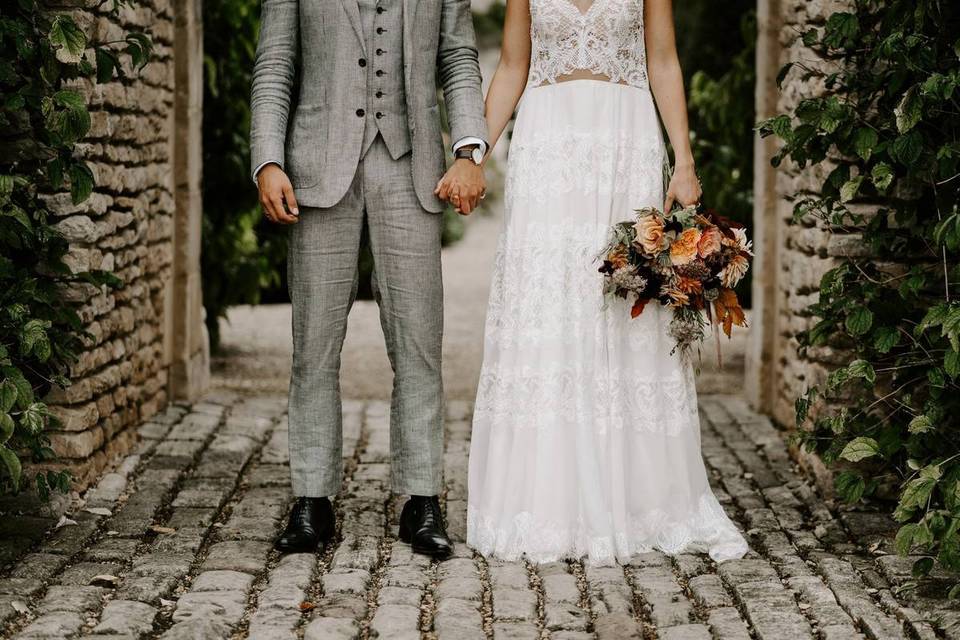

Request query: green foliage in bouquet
[
  {"left": 0, "top": 0, "right": 151, "bottom": 497},
  {"left": 759, "top": 0, "right": 960, "bottom": 584}
]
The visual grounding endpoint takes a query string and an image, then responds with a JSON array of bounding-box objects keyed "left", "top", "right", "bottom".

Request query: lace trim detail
[
  {"left": 467, "top": 494, "right": 749, "bottom": 565},
  {"left": 528, "top": 0, "right": 649, "bottom": 89},
  {"left": 505, "top": 128, "right": 665, "bottom": 202}
]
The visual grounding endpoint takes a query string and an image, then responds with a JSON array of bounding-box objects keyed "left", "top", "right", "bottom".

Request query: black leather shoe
[
  {"left": 275, "top": 497, "right": 335, "bottom": 553},
  {"left": 399, "top": 495, "right": 453, "bottom": 558}
]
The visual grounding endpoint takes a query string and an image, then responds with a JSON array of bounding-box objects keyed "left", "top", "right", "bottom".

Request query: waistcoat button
[
  {"left": 358, "top": 58, "right": 367, "bottom": 67},
  {"left": 356, "top": 108, "right": 365, "bottom": 117}
]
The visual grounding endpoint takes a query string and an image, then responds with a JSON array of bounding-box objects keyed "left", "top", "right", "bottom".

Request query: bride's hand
[{"left": 664, "top": 163, "right": 702, "bottom": 213}]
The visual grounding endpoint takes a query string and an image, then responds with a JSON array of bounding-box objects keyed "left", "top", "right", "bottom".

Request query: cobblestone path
[{"left": 1, "top": 391, "right": 958, "bottom": 639}]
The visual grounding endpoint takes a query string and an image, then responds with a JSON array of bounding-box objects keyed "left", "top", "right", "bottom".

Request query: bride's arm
[
  {"left": 645, "top": 0, "right": 702, "bottom": 211},
  {"left": 483, "top": 0, "right": 531, "bottom": 158}
]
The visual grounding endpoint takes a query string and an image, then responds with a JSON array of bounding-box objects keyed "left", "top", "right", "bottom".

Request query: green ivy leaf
[
  {"left": 2, "top": 368, "right": 33, "bottom": 411},
  {"left": 908, "top": 415, "right": 934, "bottom": 434},
  {"left": 19, "top": 319, "right": 51, "bottom": 359},
  {"left": 0, "top": 414, "right": 14, "bottom": 444},
  {"left": 835, "top": 471, "right": 866, "bottom": 503},
  {"left": 94, "top": 47, "right": 118, "bottom": 83},
  {"left": 840, "top": 176, "right": 864, "bottom": 203},
  {"left": 873, "top": 326, "right": 901, "bottom": 353},
  {"left": 49, "top": 90, "right": 91, "bottom": 144},
  {"left": 901, "top": 475, "right": 937, "bottom": 510},
  {"left": 946, "top": 349, "right": 960, "bottom": 378},
  {"left": 125, "top": 32, "right": 153, "bottom": 69},
  {"left": 48, "top": 14, "right": 87, "bottom": 65},
  {"left": 846, "top": 307, "right": 874, "bottom": 336},
  {"left": 854, "top": 127, "right": 878, "bottom": 161},
  {"left": 824, "top": 12, "right": 859, "bottom": 49},
  {"left": 895, "top": 86, "right": 922, "bottom": 133},
  {"left": 919, "top": 303, "right": 950, "bottom": 333},
  {"left": 871, "top": 162, "right": 894, "bottom": 192},
  {"left": 68, "top": 162, "right": 94, "bottom": 205},
  {"left": 0, "top": 446, "right": 22, "bottom": 490},
  {"left": 895, "top": 523, "right": 918, "bottom": 555},
  {"left": 847, "top": 359, "right": 877, "bottom": 385},
  {"left": 0, "top": 380, "right": 16, "bottom": 414},
  {"left": 21, "top": 403, "right": 46, "bottom": 435},
  {"left": 840, "top": 436, "right": 880, "bottom": 462},
  {"left": 892, "top": 131, "right": 923, "bottom": 166}
]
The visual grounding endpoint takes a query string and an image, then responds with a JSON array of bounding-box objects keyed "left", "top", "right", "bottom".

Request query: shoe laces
[{"left": 421, "top": 497, "right": 443, "bottom": 527}]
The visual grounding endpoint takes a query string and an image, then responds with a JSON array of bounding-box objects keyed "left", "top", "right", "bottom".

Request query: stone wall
[
  {"left": 37, "top": 0, "right": 208, "bottom": 490},
  {"left": 747, "top": 0, "right": 857, "bottom": 431}
]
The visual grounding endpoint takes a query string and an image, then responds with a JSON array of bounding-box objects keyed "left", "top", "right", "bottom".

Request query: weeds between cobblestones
[{"left": 1, "top": 393, "right": 960, "bottom": 639}]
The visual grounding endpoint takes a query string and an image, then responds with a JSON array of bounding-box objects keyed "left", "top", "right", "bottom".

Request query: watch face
[{"left": 471, "top": 147, "right": 484, "bottom": 164}]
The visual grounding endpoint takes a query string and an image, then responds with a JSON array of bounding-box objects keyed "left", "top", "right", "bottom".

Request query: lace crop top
[{"left": 527, "top": 0, "right": 649, "bottom": 89}]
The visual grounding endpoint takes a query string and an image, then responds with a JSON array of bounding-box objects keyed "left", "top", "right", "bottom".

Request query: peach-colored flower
[
  {"left": 676, "top": 276, "right": 703, "bottom": 295},
  {"left": 719, "top": 254, "right": 750, "bottom": 287},
  {"left": 607, "top": 246, "right": 630, "bottom": 269},
  {"left": 633, "top": 214, "right": 665, "bottom": 255},
  {"left": 670, "top": 227, "right": 702, "bottom": 266},
  {"left": 663, "top": 286, "right": 690, "bottom": 308},
  {"left": 697, "top": 226, "right": 722, "bottom": 258}
]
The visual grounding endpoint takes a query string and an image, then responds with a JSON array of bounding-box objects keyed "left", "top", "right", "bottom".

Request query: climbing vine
[
  {"left": 759, "top": 1, "right": 960, "bottom": 583},
  {"left": 0, "top": 0, "right": 150, "bottom": 497}
]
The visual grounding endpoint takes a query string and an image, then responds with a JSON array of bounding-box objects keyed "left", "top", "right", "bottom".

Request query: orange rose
[
  {"left": 670, "top": 227, "right": 701, "bottom": 266},
  {"left": 633, "top": 214, "right": 665, "bottom": 255},
  {"left": 697, "top": 226, "right": 722, "bottom": 258}
]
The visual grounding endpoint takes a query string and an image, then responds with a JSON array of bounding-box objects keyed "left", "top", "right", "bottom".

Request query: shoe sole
[
  {"left": 274, "top": 531, "right": 335, "bottom": 554},
  {"left": 398, "top": 527, "right": 453, "bottom": 559}
]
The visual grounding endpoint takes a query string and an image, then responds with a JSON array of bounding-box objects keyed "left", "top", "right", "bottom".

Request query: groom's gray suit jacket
[{"left": 250, "top": 0, "right": 488, "bottom": 213}]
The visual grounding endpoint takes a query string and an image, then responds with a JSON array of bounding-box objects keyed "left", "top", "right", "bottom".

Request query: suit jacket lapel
[{"left": 340, "top": 0, "right": 365, "bottom": 54}]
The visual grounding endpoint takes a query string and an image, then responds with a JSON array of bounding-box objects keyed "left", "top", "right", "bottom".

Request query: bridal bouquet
[{"left": 598, "top": 205, "right": 752, "bottom": 362}]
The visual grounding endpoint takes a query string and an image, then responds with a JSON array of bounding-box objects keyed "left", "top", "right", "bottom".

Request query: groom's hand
[
  {"left": 435, "top": 159, "right": 485, "bottom": 215},
  {"left": 258, "top": 163, "right": 300, "bottom": 225}
]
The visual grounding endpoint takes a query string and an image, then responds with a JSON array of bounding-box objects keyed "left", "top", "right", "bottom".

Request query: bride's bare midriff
[{"left": 534, "top": 69, "right": 632, "bottom": 86}]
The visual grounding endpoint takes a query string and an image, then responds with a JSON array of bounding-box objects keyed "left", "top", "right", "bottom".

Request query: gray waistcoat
[{"left": 359, "top": 0, "right": 411, "bottom": 159}]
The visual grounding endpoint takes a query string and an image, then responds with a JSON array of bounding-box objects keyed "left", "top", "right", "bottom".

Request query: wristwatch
[{"left": 454, "top": 145, "right": 484, "bottom": 165}]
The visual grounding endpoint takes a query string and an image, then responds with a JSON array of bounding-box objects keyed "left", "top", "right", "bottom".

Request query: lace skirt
[{"left": 466, "top": 81, "right": 749, "bottom": 565}]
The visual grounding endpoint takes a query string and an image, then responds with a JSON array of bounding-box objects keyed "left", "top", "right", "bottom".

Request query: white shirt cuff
[
  {"left": 253, "top": 161, "right": 282, "bottom": 185},
  {"left": 452, "top": 137, "right": 487, "bottom": 159}
]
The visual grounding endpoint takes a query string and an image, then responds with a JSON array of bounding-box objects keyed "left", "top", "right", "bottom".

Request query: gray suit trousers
[{"left": 287, "top": 135, "right": 444, "bottom": 497}]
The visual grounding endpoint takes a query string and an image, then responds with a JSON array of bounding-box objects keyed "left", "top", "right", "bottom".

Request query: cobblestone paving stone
[{"left": 1, "top": 392, "right": 959, "bottom": 639}]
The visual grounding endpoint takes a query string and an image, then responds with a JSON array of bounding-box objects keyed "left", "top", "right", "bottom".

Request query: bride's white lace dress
[{"left": 466, "top": 0, "right": 749, "bottom": 564}]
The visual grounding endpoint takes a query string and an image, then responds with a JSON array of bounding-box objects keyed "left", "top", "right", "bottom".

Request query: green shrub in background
[
  {"left": 0, "top": 0, "right": 150, "bottom": 497},
  {"left": 678, "top": 4, "right": 756, "bottom": 306},
  {"left": 201, "top": 0, "right": 285, "bottom": 349},
  {"left": 760, "top": 0, "right": 960, "bottom": 584}
]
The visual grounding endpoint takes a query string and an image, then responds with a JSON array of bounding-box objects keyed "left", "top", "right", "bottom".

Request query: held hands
[
  {"left": 435, "top": 159, "right": 486, "bottom": 215},
  {"left": 664, "top": 162, "right": 702, "bottom": 213},
  {"left": 258, "top": 164, "right": 300, "bottom": 224}
]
